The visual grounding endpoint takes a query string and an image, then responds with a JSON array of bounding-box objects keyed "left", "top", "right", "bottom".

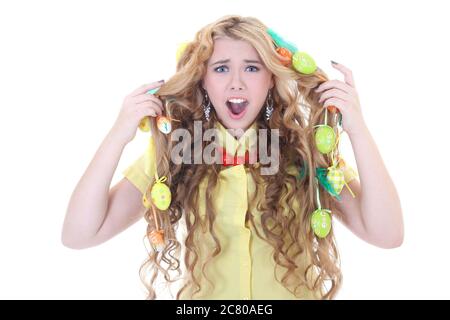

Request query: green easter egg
[
  {"left": 151, "top": 182, "right": 171, "bottom": 210},
  {"left": 326, "top": 167, "right": 345, "bottom": 195},
  {"left": 292, "top": 51, "right": 317, "bottom": 74},
  {"left": 311, "top": 209, "right": 332, "bottom": 238},
  {"left": 315, "top": 125, "right": 336, "bottom": 154}
]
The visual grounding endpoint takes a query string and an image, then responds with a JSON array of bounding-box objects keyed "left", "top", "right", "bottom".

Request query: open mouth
[{"left": 226, "top": 98, "right": 249, "bottom": 118}]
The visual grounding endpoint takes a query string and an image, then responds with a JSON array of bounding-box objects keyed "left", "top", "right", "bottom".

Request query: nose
[{"left": 229, "top": 70, "right": 246, "bottom": 91}]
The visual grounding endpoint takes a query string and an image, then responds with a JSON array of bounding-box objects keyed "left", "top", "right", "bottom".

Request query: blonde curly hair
[{"left": 139, "top": 14, "right": 344, "bottom": 300}]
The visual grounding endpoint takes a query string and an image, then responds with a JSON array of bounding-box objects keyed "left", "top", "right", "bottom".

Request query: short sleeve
[{"left": 122, "top": 136, "right": 156, "bottom": 195}]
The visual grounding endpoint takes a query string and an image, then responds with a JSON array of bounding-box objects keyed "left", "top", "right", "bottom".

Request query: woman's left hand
[{"left": 315, "top": 62, "right": 366, "bottom": 136}]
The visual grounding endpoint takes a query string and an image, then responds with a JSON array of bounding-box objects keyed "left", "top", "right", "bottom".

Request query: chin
[{"left": 222, "top": 119, "right": 250, "bottom": 130}]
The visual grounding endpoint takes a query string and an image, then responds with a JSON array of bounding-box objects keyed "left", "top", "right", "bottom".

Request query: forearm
[
  {"left": 62, "top": 128, "right": 127, "bottom": 248},
  {"left": 349, "top": 124, "right": 404, "bottom": 247}
]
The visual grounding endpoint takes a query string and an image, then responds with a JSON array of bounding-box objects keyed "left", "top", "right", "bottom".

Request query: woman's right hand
[{"left": 111, "top": 80, "right": 165, "bottom": 144}]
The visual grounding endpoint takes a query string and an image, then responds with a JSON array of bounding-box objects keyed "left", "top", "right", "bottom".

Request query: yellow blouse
[{"left": 122, "top": 122, "right": 358, "bottom": 300}]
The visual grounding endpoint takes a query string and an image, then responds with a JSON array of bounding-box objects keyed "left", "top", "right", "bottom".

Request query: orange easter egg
[
  {"left": 149, "top": 230, "right": 165, "bottom": 252},
  {"left": 276, "top": 47, "right": 292, "bottom": 66},
  {"left": 327, "top": 105, "right": 340, "bottom": 113}
]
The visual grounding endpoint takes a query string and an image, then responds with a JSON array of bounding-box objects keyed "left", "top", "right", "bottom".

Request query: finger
[
  {"left": 322, "top": 97, "right": 346, "bottom": 110},
  {"left": 144, "top": 109, "right": 157, "bottom": 118},
  {"left": 130, "top": 80, "right": 164, "bottom": 97},
  {"left": 318, "top": 88, "right": 352, "bottom": 104},
  {"left": 315, "top": 79, "right": 354, "bottom": 94},
  {"left": 331, "top": 62, "right": 355, "bottom": 88},
  {"left": 134, "top": 94, "right": 164, "bottom": 109},
  {"left": 139, "top": 101, "right": 164, "bottom": 116}
]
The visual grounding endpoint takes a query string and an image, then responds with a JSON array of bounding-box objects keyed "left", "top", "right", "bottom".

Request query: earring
[
  {"left": 265, "top": 91, "right": 274, "bottom": 121},
  {"left": 203, "top": 91, "right": 212, "bottom": 121}
]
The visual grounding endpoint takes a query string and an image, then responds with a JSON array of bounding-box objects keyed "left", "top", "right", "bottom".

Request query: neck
[{"left": 218, "top": 121, "right": 252, "bottom": 140}]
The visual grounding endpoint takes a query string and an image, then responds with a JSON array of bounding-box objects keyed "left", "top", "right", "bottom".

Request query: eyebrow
[{"left": 209, "top": 59, "right": 262, "bottom": 66}]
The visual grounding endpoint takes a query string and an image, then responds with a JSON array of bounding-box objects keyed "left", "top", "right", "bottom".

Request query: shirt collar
[{"left": 215, "top": 121, "right": 258, "bottom": 158}]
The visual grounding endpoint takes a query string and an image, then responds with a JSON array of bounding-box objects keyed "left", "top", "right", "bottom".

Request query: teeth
[{"left": 228, "top": 98, "right": 247, "bottom": 104}]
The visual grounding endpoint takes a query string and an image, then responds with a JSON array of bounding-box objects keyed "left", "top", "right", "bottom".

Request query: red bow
[{"left": 217, "top": 146, "right": 256, "bottom": 166}]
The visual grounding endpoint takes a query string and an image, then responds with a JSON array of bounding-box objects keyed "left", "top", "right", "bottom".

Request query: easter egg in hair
[
  {"left": 151, "top": 181, "right": 171, "bottom": 211},
  {"left": 311, "top": 208, "right": 332, "bottom": 238},
  {"left": 315, "top": 125, "right": 336, "bottom": 154}
]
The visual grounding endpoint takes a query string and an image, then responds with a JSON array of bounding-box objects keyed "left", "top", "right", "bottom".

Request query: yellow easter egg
[
  {"left": 326, "top": 167, "right": 345, "bottom": 195},
  {"left": 151, "top": 182, "right": 171, "bottom": 210},
  {"left": 139, "top": 117, "right": 151, "bottom": 132},
  {"left": 176, "top": 42, "right": 189, "bottom": 62}
]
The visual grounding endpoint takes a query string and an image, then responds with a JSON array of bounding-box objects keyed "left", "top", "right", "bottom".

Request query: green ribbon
[
  {"left": 316, "top": 168, "right": 341, "bottom": 200},
  {"left": 298, "top": 165, "right": 342, "bottom": 201}
]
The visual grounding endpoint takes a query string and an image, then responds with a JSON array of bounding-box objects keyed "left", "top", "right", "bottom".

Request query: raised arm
[{"left": 61, "top": 82, "right": 164, "bottom": 249}]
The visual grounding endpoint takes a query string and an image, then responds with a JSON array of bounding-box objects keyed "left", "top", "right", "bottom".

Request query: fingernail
[
  {"left": 331, "top": 60, "right": 338, "bottom": 65},
  {"left": 158, "top": 79, "right": 165, "bottom": 83},
  {"left": 147, "top": 88, "right": 159, "bottom": 94}
]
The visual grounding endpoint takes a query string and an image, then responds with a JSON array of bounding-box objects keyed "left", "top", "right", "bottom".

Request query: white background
[{"left": 0, "top": 0, "right": 448, "bottom": 299}]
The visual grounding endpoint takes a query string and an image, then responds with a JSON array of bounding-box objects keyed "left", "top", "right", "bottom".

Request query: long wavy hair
[{"left": 139, "top": 15, "right": 345, "bottom": 300}]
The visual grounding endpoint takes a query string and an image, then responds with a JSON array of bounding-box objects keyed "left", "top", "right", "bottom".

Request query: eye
[
  {"left": 214, "top": 65, "right": 260, "bottom": 73},
  {"left": 214, "top": 65, "right": 228, "bottom": 73},
  {"left": 246, "top": 65, "right": 259, "bottom": 72}
]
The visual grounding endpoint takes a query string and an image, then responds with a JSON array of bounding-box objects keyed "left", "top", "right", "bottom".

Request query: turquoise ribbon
[
  {"left": 316, "top": 168, "right": 341, "bottom": 200},
  {"left": 298, "top": 165, "right": 341, "bottom": 201},
  {"left": 267, "top": 28, "right": 298, "bottom": 53}
]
